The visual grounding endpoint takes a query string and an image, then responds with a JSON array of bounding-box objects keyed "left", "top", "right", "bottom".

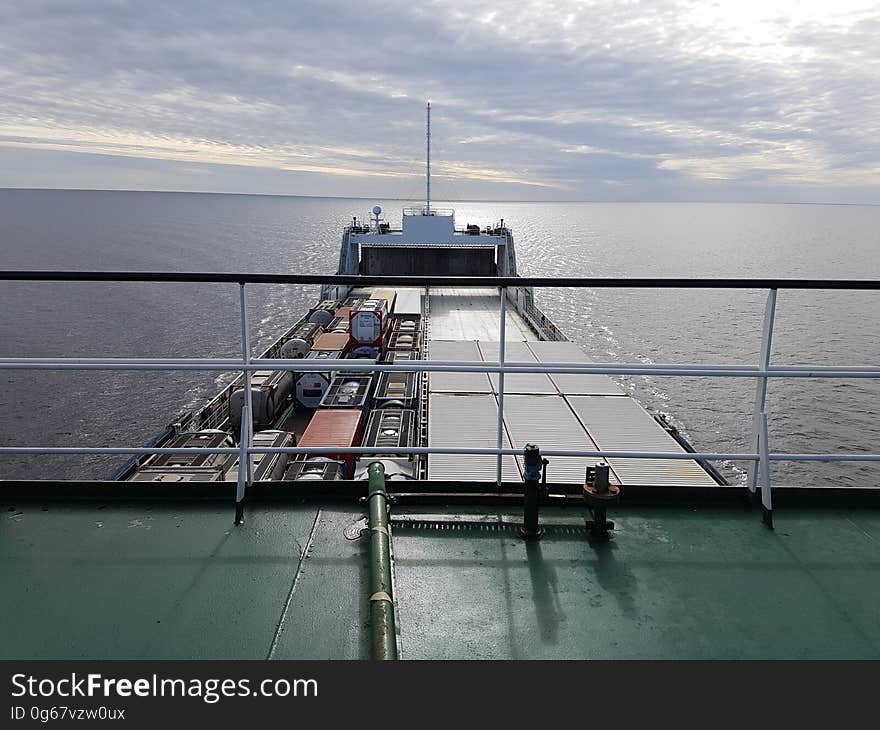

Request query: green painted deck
[{"left": 3, "top": 498, "right": 880, "bottom": 659}]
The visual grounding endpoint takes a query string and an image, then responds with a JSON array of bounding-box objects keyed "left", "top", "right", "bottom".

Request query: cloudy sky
[{"left": 1, "top": 0, "right": 878, "bottom": 202}]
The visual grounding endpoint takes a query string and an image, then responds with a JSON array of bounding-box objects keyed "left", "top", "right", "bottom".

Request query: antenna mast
[{"left": 426, "top": 101, "right": 431, "bottom": 214}]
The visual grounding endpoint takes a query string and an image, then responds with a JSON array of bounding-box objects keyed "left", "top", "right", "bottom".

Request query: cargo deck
[{"left": 423, "top": 287, "right": 719, "bottom": 488}]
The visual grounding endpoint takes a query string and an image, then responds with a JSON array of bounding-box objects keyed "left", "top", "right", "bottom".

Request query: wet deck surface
[{"left": 4, "top": 499, "right": 880, "bottom": 659}]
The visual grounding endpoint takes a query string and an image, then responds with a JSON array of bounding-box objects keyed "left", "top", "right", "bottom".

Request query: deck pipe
[{"left": 367, "top": 462, "right": 398, "bottom": 660}]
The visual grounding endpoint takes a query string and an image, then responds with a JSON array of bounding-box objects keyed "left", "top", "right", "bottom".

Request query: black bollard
[{"left": 519, "top": 444, "right": 545, "bottom": 540}]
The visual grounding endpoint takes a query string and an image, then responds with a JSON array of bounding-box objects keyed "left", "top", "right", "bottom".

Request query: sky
[{"left": 1, "top": 0, "right": 878, "bottom": 202}]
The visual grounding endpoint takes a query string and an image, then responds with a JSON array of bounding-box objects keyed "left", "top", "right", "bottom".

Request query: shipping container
[
  {"left": 354, "top": 408, "right": 417, "bottom": 480},
  {"left": 307, "top": 300, "right": 339, "bottom": 327},
  {"left": 525, "top": 340, "right": 624, "bottom": 396},
  {"left": 320, "top": 374, "right": 373, "bottom": 409},
  {"left": 224, "top": 430, "right": 294, "bottom": 482},
  {"left": 295, "top": 351, "right": 342, "bottom": 408},
  {"left": 334, "top": 307, "right": 353, "bottom": 320},
  {"left": 146, "top": 430, "right": 233, "bottom": 470},
  {"left": 283, "top": 456, "right": 344, "bottom": 481},
  {"left": 350, "top": 344, "right": 381, "bottom": 359},
  {"left": 374, "top": 371, "right": 418, "bottom": 408},
  {"left": 428, "top": 394, "right": 520, "bottom": 481},
  {"left": 229, "top": 370, "right": 295, "bottom": 428},
  {"left": 383, "top": 350, "right": 418, "bottom": 363},
  {"left": 298, "top": 409, "right": 364, "bottom": 478},
  {"left": 311, "top": 332, "right": 351, "bottom": 352},
  {"left": 326, "top": 315, "right": 349, "bottom": 334},
  {"left": 342, "top": 296, "right": 365, "bottom": 309},
  {"left": 390, "top": 314, "right": 422, "bottom": 334},
  {"left": 279, "top": 321, "right": 323, "bottom": 359},
  {"left": 428, "top": 340, "right": 491, "bottom": 393},
  {"left": 371, "top": 288, "right": 397, "bottom": 311},
  {"left": 363, "top": 408, "right": 415, "bottom": 450},
  {"left": 386, "top": 329, "right": 421, "bottom": 353},
  {"left": 350, "top": 299, "right": 389, "bottom": 346},
  {"left": 129, "top": 470, "right": 224, "bottom": 483},
  {"left": 392, "top": 289, "right": 422, "bottom": 316},
  {"left": 353, "top": 458, "right": 415, "bottom": 481}
]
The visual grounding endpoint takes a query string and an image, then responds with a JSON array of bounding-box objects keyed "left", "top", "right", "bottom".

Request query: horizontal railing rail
[
  {"left": 1, "top": 271, "right": 878, "bottom": 289},
  {"left": 2, "top": 445, "right": 879, "bottom": 462},
  {"left": 1, "top": 358, "right": 878, "bottom": 378},
  {"left": 1, "top": 270, "right": 878, "bottom": 527}
]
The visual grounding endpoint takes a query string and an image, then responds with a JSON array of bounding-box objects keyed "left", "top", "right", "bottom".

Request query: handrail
[
  {"left": 2, "top": 446, "right": 879, "bottom": 462},
  {"left": 1, "top": 271, "right": 878, "bottom": 528},
  {"left": 0, "top": 271, "right": 878, "bottom": 289},
  {"left": 1, "top": 358, "right": 878, "bottom": 378}
]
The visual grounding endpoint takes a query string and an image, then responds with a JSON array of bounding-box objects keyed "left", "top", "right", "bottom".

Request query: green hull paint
[{"left": 3, "top": 500, "right": 879, "bottom": 659}]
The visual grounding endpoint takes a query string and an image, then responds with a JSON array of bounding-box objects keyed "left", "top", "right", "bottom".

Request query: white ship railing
[
  {"left": 402, "top": 206, "right": 455, "bottom": 217},
  {"left": 0, "top": 272, "right": 878, "bottom": 527}
]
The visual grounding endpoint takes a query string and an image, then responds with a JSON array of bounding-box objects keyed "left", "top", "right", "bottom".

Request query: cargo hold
[
  {"left": 525, "top": 340, "right": 624, "bottom": 396},
  {"left": 428, "top": 340, "right": 491, "bottom": 393},
  {"left": 428, "top": 393, "right": 520, "bottom": 481},
  {"left": 478, "top": 340, "right": 557, "bottom": 395},
  {"left": 566, "top": 395, "right": 718, "bottom": 487},
  {"left": 500, "top": 394, "right": 613, "bottom": 485}
]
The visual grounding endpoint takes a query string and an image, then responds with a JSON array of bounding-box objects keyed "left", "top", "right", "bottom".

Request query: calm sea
[{"left": 1, "top": 189, "right": 878, "bottom": 486}]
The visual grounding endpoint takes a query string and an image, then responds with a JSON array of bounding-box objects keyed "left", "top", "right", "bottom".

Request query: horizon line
[{"left": 0, "top": 186, "right": 877, "bottom": 207}]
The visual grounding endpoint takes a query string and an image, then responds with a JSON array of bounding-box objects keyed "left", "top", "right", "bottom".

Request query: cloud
[{"left": 0, "top": 0, "right": 877, "bottom": 201}]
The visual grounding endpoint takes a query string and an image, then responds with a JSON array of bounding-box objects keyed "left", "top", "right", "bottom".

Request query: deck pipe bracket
[
  {"left": 519, "top": 444, "right": 547, "bottom": 540},
  {"left": 583, "top": 461, "right": 620, "bottom": 541}
]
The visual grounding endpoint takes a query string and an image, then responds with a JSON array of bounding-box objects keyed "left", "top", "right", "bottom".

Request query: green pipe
[{"left": 367, "top": 462, "right": 398, "bottom": 660}]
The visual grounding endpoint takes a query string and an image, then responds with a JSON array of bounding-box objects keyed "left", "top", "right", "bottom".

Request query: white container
[
  {"left": 229, "top": 370, "right": 295, "bottom": 428},
  {"left": 295, "top": 351, "right": 342, "bottom": 408},
  {"left": 308, "top": 300, "right": 338, "bottom": 326},
  {"left": 350, "top": 299, "right": 388, "bottom": 345}
]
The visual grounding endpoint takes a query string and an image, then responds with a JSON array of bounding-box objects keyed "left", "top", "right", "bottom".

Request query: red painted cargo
[
  {"left": 298, "top": 409, "right": 364, "bottom": 478},
  {"left": 311, "top": 332, "right": 351, "bottom": 353},
  {"left": 333, "top": 306, "right": 353, "bottom": 322}
]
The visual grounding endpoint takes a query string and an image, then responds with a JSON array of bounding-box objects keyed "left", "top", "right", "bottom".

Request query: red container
[
  {"left": 312, "top": 332, "right": 351, "bottom": 353},
  {"left": 298, "top": 409, "right": 363, "bottom": 478}
]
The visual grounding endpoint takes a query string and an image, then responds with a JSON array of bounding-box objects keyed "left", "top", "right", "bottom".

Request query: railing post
[
  {"left": 758, "top": 412, "right": 773, "bottom": 528},
  {"left": 234, "top": 404, "right": 249, "bottom": 525},
  {"left": 748, "top": 289, "right": 777, "bottom": 494},
  {"left": 235, "top": 283, "right": 254, "bottom": 524},
  {"left": 496, "top": 286, "right": 507, "bottom": 485}
]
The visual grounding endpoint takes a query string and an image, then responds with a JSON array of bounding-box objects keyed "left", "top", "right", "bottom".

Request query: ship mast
[{"left": 426, "top": 101, "right": 431, "bottom": 214}]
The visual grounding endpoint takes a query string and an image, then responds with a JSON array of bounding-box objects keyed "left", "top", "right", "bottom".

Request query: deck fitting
[
  {"left": 518, "top": 445, "right": 547, "bottom": 540},
  {"left": 583, "top": 461, "right": 620, "bottom": 541}
]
